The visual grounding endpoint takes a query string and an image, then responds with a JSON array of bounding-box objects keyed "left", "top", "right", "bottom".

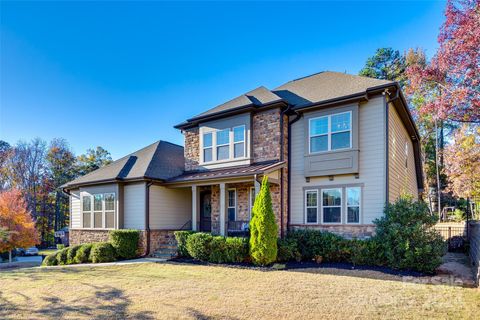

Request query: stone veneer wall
[
  {"left": 469, "top": 221, "right": 480, "bottom": 287},
  {"left": 252, "top": 108, "right": 282, "bottom": 162},
  {"left": 69, "top": 229, "right": 110, "bottom": 245},
  {"left": 184, "top": 128, "right": 199, "bottom": 171},
  {"left": 290, "top": 224, "right": 376, "bottom": 239}
]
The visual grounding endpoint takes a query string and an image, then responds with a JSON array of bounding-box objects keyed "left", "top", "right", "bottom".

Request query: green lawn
[{"left": 0, "top": 262, "right": 478, "bottom": 319}]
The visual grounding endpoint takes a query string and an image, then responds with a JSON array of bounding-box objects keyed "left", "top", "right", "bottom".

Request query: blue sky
[{"left": 1, "top": 1, "right": 445, "bottom": 159}]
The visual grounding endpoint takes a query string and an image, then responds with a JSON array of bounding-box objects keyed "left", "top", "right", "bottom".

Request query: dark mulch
[{"left": 169, "top": 257, "right": 427, "bottom": 277}]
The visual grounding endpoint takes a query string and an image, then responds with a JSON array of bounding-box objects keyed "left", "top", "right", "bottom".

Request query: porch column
[
  {"left": 219, "top": 182, "right": 226, "bottom": 236},
  {"left": 254, "top": 175, "right": 261, "bottom": 195},
  {"left": 192, "top": 185, "right": 197, "bottom": 231}
]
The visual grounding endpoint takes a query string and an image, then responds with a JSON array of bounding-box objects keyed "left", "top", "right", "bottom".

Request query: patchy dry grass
[{"left": 0, "top": 262, "right": 479, "bottom": 319}]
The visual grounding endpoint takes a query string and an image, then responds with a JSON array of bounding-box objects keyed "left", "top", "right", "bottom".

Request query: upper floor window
[
  {"left": 309, "top": 111, "right": 351, "bottom": 153},
  {"left": 202, "top": 125, "right": 246, "bottom": 163}
]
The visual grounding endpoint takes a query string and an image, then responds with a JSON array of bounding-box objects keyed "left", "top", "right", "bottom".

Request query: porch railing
[{"left": 227, "top": 220, "right": 249, "bottom": 237}]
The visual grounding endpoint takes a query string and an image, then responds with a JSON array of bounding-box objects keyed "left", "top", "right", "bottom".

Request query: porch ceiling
[{"left": 164, "top": 160, "right": 285, "bottom": 186}]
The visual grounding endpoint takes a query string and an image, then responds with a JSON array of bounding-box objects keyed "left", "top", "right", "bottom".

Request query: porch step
[{"left": 152, "top": 246, "right": 178, "bottom": 260}]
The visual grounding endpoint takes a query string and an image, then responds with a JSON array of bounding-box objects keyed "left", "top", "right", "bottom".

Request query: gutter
[
  {"left": 287, "top": 109, "right": 302, "bottom": 234},
  {"left": 145, "top": 181, "right": 153, "bottom": 256}
]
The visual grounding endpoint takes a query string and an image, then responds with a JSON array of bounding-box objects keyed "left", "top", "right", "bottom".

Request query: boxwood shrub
[
  {"left": 186, "top": 232, "right": 212, "bottom": 261},
  {"left": 42, "top": 253, "right": 58, "bottom": 266},
  {"left": 109, "top": 229, "right": 140, "bottom": 259},
  {"left": 224, "top": 237, "right": 248, "bottom": 263},
  {"left": 89, "top": 242, "right": 116, "bottom": 263},
  {"left": 74, "top": 243, "right": 93, "bottom": 264},
  {"left": 66, "top": 245, "right": 81, "bottom": 264},
  {"left": 185, "top": 233, "right": 248, "bottom": 263},
  {"left": 55, "top": 248, "right": 68, "bottom": 265},
  {"left": 174, "top": 231, "right": 196, "bottom": 257}
]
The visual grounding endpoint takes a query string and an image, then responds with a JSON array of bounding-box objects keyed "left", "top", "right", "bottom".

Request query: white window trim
[
  {"left": 233, "top": 125, "right": 246, "bottom": 159},
  {"left": 321, "top": 188, "right": 342, "bottom": 224},
  {"left": 202, "top": 132, "right": 213, "bottom": 163},
  {"left": 249, "top": 187, "right": 256, "bottom": 219},
  {"left": 346, "top": 187, "right": 361, "bottom": 225},
  {"left": 305, "top": 189, "right": 318, "bottom": 224},
  {"left": 81, "top": 193, "right": 116, "bottom": 230},
  {"left": 309, "top": 111, "right": 352, "bottom": 154},
  {"left": 216, "top": 129, "right": 231, "bottom": 161},
  {"left": 227, "top": 188, "right": 236, "bottom": 221}
]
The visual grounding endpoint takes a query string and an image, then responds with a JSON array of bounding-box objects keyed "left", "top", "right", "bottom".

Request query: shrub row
[
  {"left": 174, "top": 232, "right": 248, "bottom": 264},
  {"left": 42, "top": 229, "right": 140, "bottom": 267}
]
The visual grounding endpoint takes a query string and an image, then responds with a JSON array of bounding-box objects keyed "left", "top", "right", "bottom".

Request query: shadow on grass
[{"left": 0, "top": 282, "right": 154, "bottom": 319}]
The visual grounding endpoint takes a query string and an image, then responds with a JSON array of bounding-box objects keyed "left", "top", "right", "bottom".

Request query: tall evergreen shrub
[{"left": 249, "top": 176, "right": 278, "bottom": 265}]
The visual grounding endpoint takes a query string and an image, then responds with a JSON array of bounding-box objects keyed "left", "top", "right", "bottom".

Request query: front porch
[{"left": 165, "top": 161, "right": 285, "bottom": 237}]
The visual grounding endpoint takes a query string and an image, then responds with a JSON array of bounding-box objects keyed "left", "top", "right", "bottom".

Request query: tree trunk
[
  {"left": 54, "top": 191, "right": 60, "bottom": 231},
  {"left": 435, "top": 119, "right": 442, "bottom": 220}
]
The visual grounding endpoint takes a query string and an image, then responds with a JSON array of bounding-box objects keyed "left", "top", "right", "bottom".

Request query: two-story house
[{"left": 62, "top": 71, "right": 423, "bottom": 256}]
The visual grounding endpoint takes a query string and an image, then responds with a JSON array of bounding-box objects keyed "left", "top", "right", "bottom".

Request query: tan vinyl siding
[
  {"left": 124, "top": 183, "right": 146, "bottom": 229},
  {"left": 149, "top": 186, "right": 192, "bottom": 229},
  {"left": 388, "top": 105, "right": 418, "bottom": 201},
  {"left": 290, "top": 96, "right": 386, "bottom": 225},
  {"left": 70, "top": 189, "right": 81, "bottom": 228}
]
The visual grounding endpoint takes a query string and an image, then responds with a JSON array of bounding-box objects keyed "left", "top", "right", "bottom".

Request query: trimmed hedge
[
  {"left": 74, "top": 243, "right": 93, "bottom": 264},
  {"left": 55, "top": 248, "right": 68, "bottom": 265},
  {"left": 109, "top": 229, "right": 139, "bottom": 259},
  {"left": 184, "top": 232, "right": 248, "bottom": 263},
  {"left": 89, "top": 242, "right": 116, "bottom": 263},
  {"left": 66, "top": 245, "right": 81, "bottom": 264},
  {"left": 174, "top": 231, "right": 196, "bottom": 257},
  {"left": 42, "top": 253, "right": 58, "bottom": 266}
]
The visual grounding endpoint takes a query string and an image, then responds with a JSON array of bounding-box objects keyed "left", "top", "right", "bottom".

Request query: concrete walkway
[{"left": 436, "top": 252, "right": 476, "bottom": 287}]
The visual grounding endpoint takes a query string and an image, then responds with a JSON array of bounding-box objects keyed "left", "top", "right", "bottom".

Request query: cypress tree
[{"left": 249, "top": 176, "right": 278, "bottom": 265}]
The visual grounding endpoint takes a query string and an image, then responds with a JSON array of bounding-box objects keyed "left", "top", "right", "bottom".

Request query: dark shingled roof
[
  {"left": 166, "top": 160, "right": 285, "bottom": 183},
  {"left": 176, "top": 71, "right": 393, "bottom": 128},
  {"left": 62, "top": 141, "right": 184, "bottom": 189}
]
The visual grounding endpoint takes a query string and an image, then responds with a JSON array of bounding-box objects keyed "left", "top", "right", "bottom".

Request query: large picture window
[
  {"left": 227, "top": 189, "right": 236, "bottom": 221},
  {"left": 81, "top": 193, "right": 116, "bottom": 229},
  {"left": 309, "top": 111, "right": 351, "bottom": 153},
  {"left": 305, "top": 190, "right": 318, "bottom": 224},
  {"left": 322, "top": 188, "right": 342, "bottom": 223}
]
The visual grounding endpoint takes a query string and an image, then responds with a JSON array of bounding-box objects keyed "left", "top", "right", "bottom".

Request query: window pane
[
  {"left": 94, "top": 194, "right": 103, "bottom": 211},
  {"left": 307, "top": 208, "right": 317, "bottom": 223},
  {"left": 233, "top": 126, "right": 245, "bottom": 142},
  {"left": 204, "top": 148, "right": 212, "bottom": 162},
  {"left": 228, "top": 190, "right": 235, "bottom": 207},
  {"left": 323, "top": 207, "right": 341, "bottom": 223},
  {"left": 331, "top": 132, "right": 350, "bottom": 150},
  {"left": 228, "top": 208, "right": 236, "bottom": 221},
  {"left": 310, "top": 135, "right": 328, "bottom": 152},
  {"left": 217, "top": 145, "right": 229, "bottom": 160},
  {"left": 83, "top": 212, "right": 91, "bottom": 228},
  {"left": 310, "top": 117, "right": 328, "bottom": 136},
  {"left": 105, "top": 193, "right": 115, "bottom": 211},
  {"left": 82, "top": 196, "right": 91, "bottom": 211},
  {"left": 323, "top": 189, "right": 341, "bottom": 206},
  {"left": 234, "top": 143, "right": 244, "bottom": 158},
  {"left": 331, "top": 113, "right": 351, "bottom": 132},
  {"left": 203, "top": 133, "right": 212, "bottom": 148},
  {"left": 94, "top": 212, "right": 102, "bottom": 228},
  {"left": 348, "top": 207, "right": 360, "bottom": 223},
  {"left": 306, "top": 192, "right": 317, "bottom": 207},
  {"left": 347, "top": 188, "right": 360, "bottom": 206},
  {"left": 216, "top": 129, "right": 230, "bottom": 145},
  {"left": 105, "top": 212, "right": 115, "bottom": 228}
]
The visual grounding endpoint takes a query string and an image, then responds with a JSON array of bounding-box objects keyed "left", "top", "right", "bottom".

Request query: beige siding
[
  {"left": 124, "top": 183, "right": 146, "bottom": 229},
  {"left": 290, "top": 96, "right": 386, "bottom": 225},
  {"left": 70, "top": 189, "right": 81, "bottom": 228},
  {"left": 388, "top": 105, "right": 418, "bottom": 201},
  {"left": 149, "top": 186, "right": 192, "bottom": 229}
]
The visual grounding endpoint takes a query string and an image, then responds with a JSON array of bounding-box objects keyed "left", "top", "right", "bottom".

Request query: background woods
[
  {"left": 0, "top": 138, "right": 112, "bottom": 246},
  {"left": 359, "top": 0, "right": 480, "bottom": 216}
]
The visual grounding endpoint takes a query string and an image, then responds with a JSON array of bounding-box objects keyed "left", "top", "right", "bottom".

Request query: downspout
[
  {"left": 287, "top": 109, "right": 302, "bottom": 234},
  {"left": 145, "top": 181, "right": 153, "bottom": 256},
  {"left": 384, "top": 88, "right": 400, "bottom": 206}
]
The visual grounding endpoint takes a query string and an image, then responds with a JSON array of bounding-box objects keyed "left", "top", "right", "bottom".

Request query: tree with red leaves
[
  {"left": 407, "top": 0, "right": 480, "bottom": 123},
  {"left": 0, "top": 189, "right": 38, "bottom": 262}
]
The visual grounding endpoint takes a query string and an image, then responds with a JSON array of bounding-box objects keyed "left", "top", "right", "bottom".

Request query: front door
[{"left": 200, "top": 191, "right": 212, "bottom": 232}]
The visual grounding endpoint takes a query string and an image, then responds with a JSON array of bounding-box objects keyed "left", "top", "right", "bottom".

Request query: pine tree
[{"left": 249, "top": 176, "right": 278, "bottom": 265}]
